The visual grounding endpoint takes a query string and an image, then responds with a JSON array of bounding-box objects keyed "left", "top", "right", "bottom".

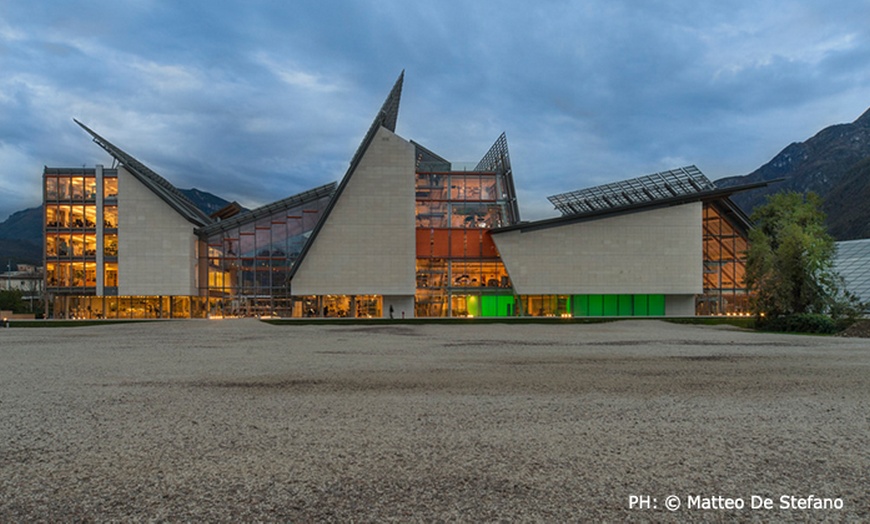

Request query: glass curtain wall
[
  {"left": 697, "top": 203, "right": 750, "bottom": 315},
  {"left": 415, "top": 171, "right": 515, "bottom": 317},
  {"left": 204, "top": 196, "right": 332, "bottom": 317},
  {"left": 54, "top": 295, "right": 215, "bottom": 319},
  {"left": 44, "top": 169, "right": 116, "bottom": 305}
]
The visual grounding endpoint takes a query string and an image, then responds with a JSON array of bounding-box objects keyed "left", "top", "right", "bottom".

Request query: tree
[
  {"left": 0, "top": 289, "right": 27, "bottom": 313},
  {"left": 745, "top": 192, "right": 860, "bottom": 325}
]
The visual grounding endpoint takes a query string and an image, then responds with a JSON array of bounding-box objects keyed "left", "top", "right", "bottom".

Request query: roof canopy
[{"left": 548, "top": 165, "right": 716, "bottom": 216}]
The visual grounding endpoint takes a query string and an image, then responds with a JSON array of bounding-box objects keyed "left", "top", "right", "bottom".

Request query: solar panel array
[
  {"left": 835, "top": 239, "right": 870, "bottom": 309},
  {"left": 547, "top": 165, "right": 716, "bottom": 216}
]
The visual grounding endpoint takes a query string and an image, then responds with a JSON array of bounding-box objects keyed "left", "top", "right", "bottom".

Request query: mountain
[
  {"left": 0, "top": 188, "right": 230, "bottom": 268},
  {"left": 0, "top": 207, "right": 43, "bottom": 267},
  {"left": 180, "top": 188, "right": 231, "bottom": 216},
  {"left": 0, "top": 206, "right": 43, "bottom": 241},
  {"left": 0, "top": 239, "right": 42, "bottom": 269},
  {"left": 823, "top": 157, "right": 870, "bottom": 240},
  {"left": 717, "top": 108, "right": 870, "bottom": 239}
]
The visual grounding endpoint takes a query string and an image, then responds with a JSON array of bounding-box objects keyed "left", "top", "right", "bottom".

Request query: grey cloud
[{"left": 1, "top": 0, "right": 868, "bottom": 223}]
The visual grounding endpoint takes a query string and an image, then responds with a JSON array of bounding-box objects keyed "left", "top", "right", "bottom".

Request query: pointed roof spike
[
  {"left": 288, "top": 72, "right": 407, "bottom": 281},
  {"left": 73, "top": 119, "right": 212, "bottom": 226},
  {"left": 474, "top": 132, "right": 521, "bottom": 222},
  {"left": 380, "top": 70, "right": 404, "bottom": 133},
  {"left": 475, "top": 132, "right": 510, "bottom": 172},
  {"left": 344, "top": 71, "right": 404, "bottom": 170}
]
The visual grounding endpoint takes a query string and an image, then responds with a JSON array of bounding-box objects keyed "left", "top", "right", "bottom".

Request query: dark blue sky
[{"left": 2, "top": 0, "right": 869, "bottom": 221}]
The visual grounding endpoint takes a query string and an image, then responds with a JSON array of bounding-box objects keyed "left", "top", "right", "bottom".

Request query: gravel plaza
[{"left": 1, "top": 319, "right": 868, "bottom": 521}]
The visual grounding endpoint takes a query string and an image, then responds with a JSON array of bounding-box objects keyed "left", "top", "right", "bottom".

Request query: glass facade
[
  {"left": 696, "top": 203, "right": 750, "bottom": 315},
  {"left": 53, "top": 295, "right": 216, "bottom": 319},
  {"left": 44, "top": 168, "right": 116, "bottom": 297},
  {"left": 44, "top": 167, "right": 139, "bottom": 318},
  {"left": 42, "top": 161, "right": 754, "bottom": 319},
  {"left": 414, "top": 169, "right": 517, "bottom": 317},
  {"left": 45, "top": 97, "right": 757, "bottom": 320},
  {"left": 201, "top": 188, "right": 334, "bottom": 317}
]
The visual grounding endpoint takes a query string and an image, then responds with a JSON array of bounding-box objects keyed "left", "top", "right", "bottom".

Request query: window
[
  {"left": 104, "top": 263, "right": 118, "bottom": 287},
  {"left": 103, "top": 177, "right": 118, "bottom": 199},
  {"left": 103, "top": 205, "right": 118, "bottom": 229},
  {"left": 104, "top": 234, "right": 118, "bottom": 257}
]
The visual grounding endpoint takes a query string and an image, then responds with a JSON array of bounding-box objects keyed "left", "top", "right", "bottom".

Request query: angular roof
[
  {"left": 548, "top": 165, "right": 716, "bottom": 215},
  {"left": 197, "top": 182, "right": 337, "bottom": 236},
  {"left": 346, "top": 71, "right": 403, "bottom": 171},
  {"left": 477, "top": 132, "right": 521, "bottom": 224},
  {"left": 411, "top": 141, "right": 451, "bottom": 172},
  {"left": 74, "top": 119, "right": 213, "bottom": 227},
  {"left": 287, "top": 71, "right": 405, "bottom": 280},
  {"left": 493, "top": 178, "right": 774, "bottom": 234},
  {"left": 475, "top": 132, "right": 511, "bottom": 172},
  {"left": 835, "top": 238, "right": 870, "bottom": 306}
]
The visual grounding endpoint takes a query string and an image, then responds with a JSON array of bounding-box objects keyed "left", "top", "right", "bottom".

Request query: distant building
[
  {"left": 1, "top": 265, "right": 43, "bottom": 319},
  {"left": 1, "top": 265, "right": 43, "bottom": 296},
  {"left": 43, "top": 73, "right": 769, "bottom": 319},
  {"left": 835, "top": 239, "right": 870, "bottom": 311}
]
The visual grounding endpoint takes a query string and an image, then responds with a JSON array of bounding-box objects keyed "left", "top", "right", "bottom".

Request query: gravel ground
[{"left": 1, "top": 319, "right": 868, "bottom": 522}]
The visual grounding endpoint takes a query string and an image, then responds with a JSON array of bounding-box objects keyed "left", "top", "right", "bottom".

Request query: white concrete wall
[
  {"left": 384, "top": 295, "right": 415, "bottom": 319},
  {"left": 117, "top": 167, "right": 199, "bottom": 296},
  {"left": 493, "top": 202, "right": 703, "bottom": 296},
  {"left": 666, "top": 295, "right": 697, "bottom": 316},
  {"left": 291, "top": 127, "right": 417, "bottom": 300}
]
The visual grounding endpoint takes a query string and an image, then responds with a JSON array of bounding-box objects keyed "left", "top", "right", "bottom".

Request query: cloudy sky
[{"left": 2, "top": 0, "right": 869, "bottom": 222}]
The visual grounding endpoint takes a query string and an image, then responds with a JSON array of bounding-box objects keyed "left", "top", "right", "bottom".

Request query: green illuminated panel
[
  {"left": 481, "top": 295, "right": 497, "bottom": 317},
  {"left": 618, "top": 295, "right": 632, "bottom": 316},
  {"left": 467, "top": 295, "right": 481, "bottom": 317},
  {"left": 571, "top": 294, "right": 664, "bottom": 317},
  {"left": 496, "top": 295, "right": 514, "bottom": 317},
  {"left": 603, "top": 295, "right": 618, "bottom": 316},
  {"left": 634, "top": 294, "right": 649, "bottom": 316},
  {"left": 648, "top": 294, "right": 665, "bottom": 316},
  {"left": 588, "top": 294, "right": 603, "bottom": 316},
  {"left": 574, "top": 295, "right": 589, "bottom": 316},
  {"left": 480, "top": 295, "right": 514, "bottom": 317}
]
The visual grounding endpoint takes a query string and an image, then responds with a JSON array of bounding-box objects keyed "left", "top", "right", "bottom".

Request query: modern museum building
[{"left": 43, "top": 74, "right": 767, "bottom": 319}]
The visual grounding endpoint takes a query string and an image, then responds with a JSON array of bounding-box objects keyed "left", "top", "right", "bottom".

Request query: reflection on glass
[
  {"left": 46, "top": 177, "right": 58, "bottom": 200},
  {"left": 85, "top": 178, "right": 98, "bottom": 200},
  {"left": 57, "top": 177, "right": 70, "bottom": 200},
  {"left": 46, "top": 235, "right": 57, "bottom": 256},
  {"left": 71, "top": 177, "right": 84, "bottom": 200},
  {"left": 70, "top": 234, "right": 84, "bottom": 256},
  {"left": 84, "top": 206, "right": 97, "bottom": 228}
]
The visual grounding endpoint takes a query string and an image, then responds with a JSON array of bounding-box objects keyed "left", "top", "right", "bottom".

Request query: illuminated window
[
  {"left": 103, "top": 177, "right": 118, "bottom": 199},
  {"left": 104, "top": 234, "right": 118, "bottom": 257},
  {"left": 46, "top": 177, "right": 58, "bottom": 200},
  {"left": 104, "top": 263, "right": 119, "bottom": 287},
  {"left": 697, "top": 203, "right": 750, "bottom": 315},
  {"left": 70, "top": 177, "right": 85, "bottom": 200}
]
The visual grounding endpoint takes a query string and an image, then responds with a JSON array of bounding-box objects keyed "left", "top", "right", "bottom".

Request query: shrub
[{"left": 758, "top": 313, "right": 838, "bottom": 334}]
